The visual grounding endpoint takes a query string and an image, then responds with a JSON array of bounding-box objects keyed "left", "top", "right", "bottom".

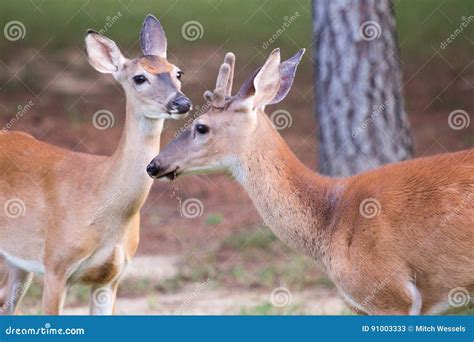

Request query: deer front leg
[
  {"left": 42, "top": 271, "right": 68, "bottom": 315},
  {"left": 0, "top": 266, "right": 33, "bottom": 315},
  {"left": 89, "top": 280, "right": 119, "bottom": 315}
]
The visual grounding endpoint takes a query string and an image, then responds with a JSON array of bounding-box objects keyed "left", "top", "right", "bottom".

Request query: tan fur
[
  {"left": 152, "top": 51, "right": 474, "bottom": 315},
  {"left": 242, "top": 118, "right": 473, "bottom": 314},
  {"left": 0, "top": 40, "right": 185, "bottom": 315},
  {"left": 139, "top": 56, "right": 174, "bottom": 74},
  {"left": 0, "top": 112, "right": 158, "bottom": 314}
]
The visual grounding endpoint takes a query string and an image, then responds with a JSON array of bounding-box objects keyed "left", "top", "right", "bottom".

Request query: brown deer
[
  {"left": 0, "top": 15, "right": 191, "bottom": 315},
  {"left": 147, "top": 49, "right": 474, "bottom": 315}
]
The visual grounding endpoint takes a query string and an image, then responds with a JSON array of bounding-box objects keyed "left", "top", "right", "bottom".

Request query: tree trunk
[{"left": 312, "top": 0, "right": 413, "bottom": 177}]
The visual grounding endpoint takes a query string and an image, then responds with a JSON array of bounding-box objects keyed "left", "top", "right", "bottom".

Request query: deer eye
[
  {"left": 176, "top": 71, "right": 183, "bottom": 80},
  {"left": 133, "top": 75, "right": 147, "bottom": 85},
  {"left": 195, "top": 124, "right": 209, "bottom": 135}
]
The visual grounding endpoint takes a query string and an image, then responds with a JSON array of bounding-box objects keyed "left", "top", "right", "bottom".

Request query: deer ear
[
  {"left": 236, "top": 49, "right": 281, "bottom": 110},
  {"left": 85, "top": 30, "right": 125, "bottom": 74},
  {"left": 140, "top": 14, "right": 167, "bottom": 58},
  {"left": 268, "top": 49, "right": 305, "bottom": 105}
]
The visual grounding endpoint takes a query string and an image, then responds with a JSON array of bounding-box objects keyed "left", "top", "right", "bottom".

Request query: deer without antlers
[
  {"left": 0, "top": 15, "right": 191, "bottom": 315},
  {"left": 148, "top": 49, "right": 474, "bottom": 314}
]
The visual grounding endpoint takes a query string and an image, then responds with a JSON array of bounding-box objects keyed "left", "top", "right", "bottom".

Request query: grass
[
  {"left": 222, "top": 227, "right": 278, "bottom": 250},
  {"left": 206, "top": 213, "right": 224, "bottom": 226},
  {"left": 155, "top": 226, "right": 333, "bottom": 293}
]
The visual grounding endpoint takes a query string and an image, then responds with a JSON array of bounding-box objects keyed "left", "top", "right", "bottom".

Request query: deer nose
[
  {"left": 168, "top": 95, "right": 191, "bottom": 114},
  {"left": 146, "top": 161, "right": 160, "bottom": 177}
]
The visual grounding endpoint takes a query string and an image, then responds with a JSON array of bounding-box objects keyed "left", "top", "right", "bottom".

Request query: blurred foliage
[{"left": 0, "top": 0, "right": 473, "bottom": 63}]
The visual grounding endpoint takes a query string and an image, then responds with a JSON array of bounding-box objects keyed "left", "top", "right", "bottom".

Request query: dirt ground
[{"left": 0, "top": 47, "right": 472, "bottom": 314}]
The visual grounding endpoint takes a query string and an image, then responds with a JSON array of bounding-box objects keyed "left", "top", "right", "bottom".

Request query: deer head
[
  {"left": 85, "top": 14, "right": 191, "bottom": 120},
  {"left": 146, "top": 48, "right": 304, "bottom": 180}
]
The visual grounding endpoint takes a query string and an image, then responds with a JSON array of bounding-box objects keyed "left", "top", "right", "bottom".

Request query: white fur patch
[
  {"left": 1, "top": 251, "right": 44, "bottom": 274},
  {"left": 407, "top": 281, "right": 422, "bottom": 315}
]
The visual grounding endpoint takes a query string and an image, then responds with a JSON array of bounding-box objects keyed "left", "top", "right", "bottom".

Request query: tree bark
[{"left": 312, "top": 0, "right": 413, "bottom": 177}]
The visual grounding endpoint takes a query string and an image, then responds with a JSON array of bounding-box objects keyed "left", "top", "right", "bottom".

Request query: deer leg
[
  {"left": 42, "top": 271, "right": 68, "bottom": 315},
  {"left": 0, "top": 266, "right": 33, "bottom": 315},
  {"left": 89, "top": 280, "right": 119, "bottom": 315},
  {"left": 0, "top": 268, "right": 8, "bottom": 307}
]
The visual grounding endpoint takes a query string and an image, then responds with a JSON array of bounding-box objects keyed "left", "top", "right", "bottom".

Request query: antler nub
[
  {"left": 206, "top": 63, "right": 230, "bottom": 108},
  {"left": 223, "top": 52, "right": 235, "bottom": 97},
  {"left": 203, "top": 52, "right": 236, "bottom": 108}
]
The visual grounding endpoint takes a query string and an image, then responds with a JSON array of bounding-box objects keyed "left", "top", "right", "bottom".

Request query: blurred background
[{"left": 0, "top": 0, "right": 472, "bottom": 314}]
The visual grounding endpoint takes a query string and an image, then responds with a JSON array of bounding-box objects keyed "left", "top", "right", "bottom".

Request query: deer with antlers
[
  {"left": 0, "top": 15, "right": 191, "bottom": 315},
  {"left": 147, "top": 49, "right": 474, "bottom": 314}
]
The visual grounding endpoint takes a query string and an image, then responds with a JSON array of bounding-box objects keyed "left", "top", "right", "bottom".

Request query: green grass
[
  {"left": 206, "top": 213, "right": 224, "bottom": 226},
  {"left": 222, "top": 227, "right": 278, "bottom": 251}
]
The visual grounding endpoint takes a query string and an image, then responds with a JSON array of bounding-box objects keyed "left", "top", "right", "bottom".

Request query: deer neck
[
  {"left": 232, "top": 116, "right": 342, "bottom": 262},
  {"left": 101, "top": 100, "right": 163, "bottom": 219}
]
